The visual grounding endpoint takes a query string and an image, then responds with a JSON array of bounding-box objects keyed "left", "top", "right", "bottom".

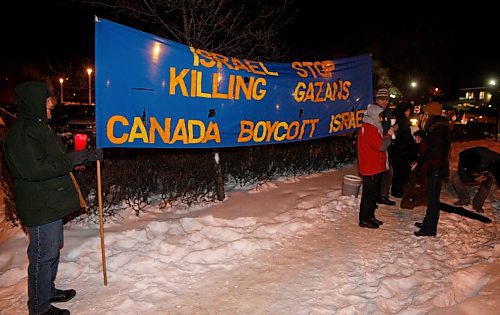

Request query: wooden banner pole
[{"left": 97, "top": 159, "right": 108, "bottom": 285}]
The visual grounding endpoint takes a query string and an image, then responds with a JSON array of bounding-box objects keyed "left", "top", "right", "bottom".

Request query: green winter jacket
[{"left": 2, "top": 82, "right": 80, "bottom": 227}]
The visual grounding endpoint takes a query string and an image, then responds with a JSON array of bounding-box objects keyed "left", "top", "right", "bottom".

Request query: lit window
[
  {"left": 479, "top": 91, "right": 485, "bottom": 99},
  {"left": 466, "top": 92, "right": 474, "bottom": 99}
]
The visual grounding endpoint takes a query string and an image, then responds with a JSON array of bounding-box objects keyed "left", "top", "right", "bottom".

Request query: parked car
[
  {"left": 0, "top": 103, "right": 17, "bottom": 128},
  {"left": 0, "top": 103, "right": 96, "bottom": 151},
  {"left": 51, "top": 104, "right": 96, "bottom": 151}
]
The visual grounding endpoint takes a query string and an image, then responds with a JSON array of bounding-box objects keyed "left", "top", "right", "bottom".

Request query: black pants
[
  {"left": 420, "top": 170, "right": 443, "bottom": 235},
  {"left": 391, "top": 156, "right": 412, "bottom": 197},
  {"left": 360, "top": 173, "right": 383, "bottom": 222}
]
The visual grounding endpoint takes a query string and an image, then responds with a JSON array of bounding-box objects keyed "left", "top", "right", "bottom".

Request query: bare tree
[
  {"left": 79, "top": 0, "right": 295, "bottom": 61},
  {"left": 76, "top": 0, "right": 295, "bottom": 201},
  {"left": 382, "top": 22, "right": 450, "bottom": 97},
  {"left": 372, "top": 59, "right": 393, "bottom": 90}
]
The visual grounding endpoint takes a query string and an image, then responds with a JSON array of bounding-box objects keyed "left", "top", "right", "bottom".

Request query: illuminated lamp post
[
  {"left": 409, "top": 80, "right": 419, "bottom": 103},
  {"left": 59, "top": 78, "right": 64, "bottom": 104},
  {"left": 489, "top": 79, "right": 499, "bottom": 141},
  {"left": 87, "top": 68, "right": 93, "bottom": 105}
]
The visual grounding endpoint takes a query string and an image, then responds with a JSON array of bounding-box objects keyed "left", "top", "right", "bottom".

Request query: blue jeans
[
  {"left": 380, "top": 166, "right": 393, "bottom": 198},
  {"left": 27, "top": 219, "right": 63, "bottom": 314}
]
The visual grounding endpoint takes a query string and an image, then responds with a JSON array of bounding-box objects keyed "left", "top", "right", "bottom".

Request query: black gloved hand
[
  {"left": 68, "top": 150, "right": 89, "bottom": 166},
  {"left": 86, "top": 148, "right": 104, "bottom": 162},
  {"left": 96, "top": 148, "right": 104, "bottom": 161}
]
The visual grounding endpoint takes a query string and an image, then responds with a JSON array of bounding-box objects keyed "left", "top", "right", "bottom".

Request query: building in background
[{"left": 452, "top": 86, "right": 498, "bottom": 124}]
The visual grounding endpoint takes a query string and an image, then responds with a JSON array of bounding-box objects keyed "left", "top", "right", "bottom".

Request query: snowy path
[
  {"left": 179, "top": 152, "right": 498, "bottom": 314},
  {"left": 157, "top": 190, "right": 499, "bottom": 315}
]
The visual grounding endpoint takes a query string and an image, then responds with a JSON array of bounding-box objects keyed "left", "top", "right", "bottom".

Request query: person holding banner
[
  {"left": 2, "top": 80, "right": 95, "bottom": 315},
  {"left": 357, "top": 104, "right": 396, "bottom": 229}
]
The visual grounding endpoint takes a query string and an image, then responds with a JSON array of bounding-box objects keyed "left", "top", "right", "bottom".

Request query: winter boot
[
  {"left": 50, "top": 289, "right": 76, "bottom": 303},
  {"left": 41, "top": 305, "right": 70, "bottom": 315}
]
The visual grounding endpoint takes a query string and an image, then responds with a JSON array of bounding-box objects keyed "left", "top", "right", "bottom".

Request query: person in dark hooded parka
[{"left": 3, "top": 81, "right": 87, "bottom": 315}]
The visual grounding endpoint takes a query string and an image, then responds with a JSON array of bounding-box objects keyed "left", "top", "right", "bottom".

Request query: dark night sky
[
  {"left": 1, "top": 1, "right": 94, "bottom": 71},
  {"left": 284, "top": 2, "right": 500, "bottom": 95},
  {"left": 2, "top": 1, "right": 498, "bottom": 99}
]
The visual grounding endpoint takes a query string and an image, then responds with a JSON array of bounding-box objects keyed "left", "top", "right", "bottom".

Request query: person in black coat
[
  {"left": 390, "top": 101, "right": 417, "bottom": 198},
  {"left": 413, "top": 102, "right": 451, "bottom": 237},
  {"left": 452, "top": 146, "right": 500, "bottom": 212}
]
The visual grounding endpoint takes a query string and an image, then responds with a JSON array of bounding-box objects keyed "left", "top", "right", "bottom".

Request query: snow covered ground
[{"left": 0, "top": 140, "right": 499, "bottom": 314}]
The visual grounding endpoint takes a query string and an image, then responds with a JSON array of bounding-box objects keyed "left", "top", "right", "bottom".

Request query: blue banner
[{"left": 95, "top": 18, "right": 372, "bottom": 149}]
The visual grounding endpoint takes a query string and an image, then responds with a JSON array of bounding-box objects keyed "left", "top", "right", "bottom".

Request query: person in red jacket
[{"left": 357, "top": 104, "right": 395, "bottom": 228}]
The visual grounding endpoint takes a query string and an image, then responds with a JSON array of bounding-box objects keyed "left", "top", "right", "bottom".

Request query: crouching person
[
  {"left": 357, "top": 104, "right": 395, "bottom": 229},
  {"left": 2, "top": 81, "right": 93, "bottom": 315},
  {"left": 452, "top": 146, "right": 500, "bottom": 213}
]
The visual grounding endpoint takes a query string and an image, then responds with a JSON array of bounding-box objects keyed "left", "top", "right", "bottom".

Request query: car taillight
[{"left": 74, "top": 133, "right": 88, "bottom": 151}]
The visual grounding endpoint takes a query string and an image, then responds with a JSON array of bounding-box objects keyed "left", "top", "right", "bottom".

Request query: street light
[
  {"left": 489, "top": 78, "right": 499, "bottom": 141},
  {"left": 408, "top": 80, "right": 418, "bottom": 102},
  {"left": 87, "top": 68, "right": 93, "bottom": 105},
  {"left": 59, "top": 78, "right": 64, "bottom": 104}
]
